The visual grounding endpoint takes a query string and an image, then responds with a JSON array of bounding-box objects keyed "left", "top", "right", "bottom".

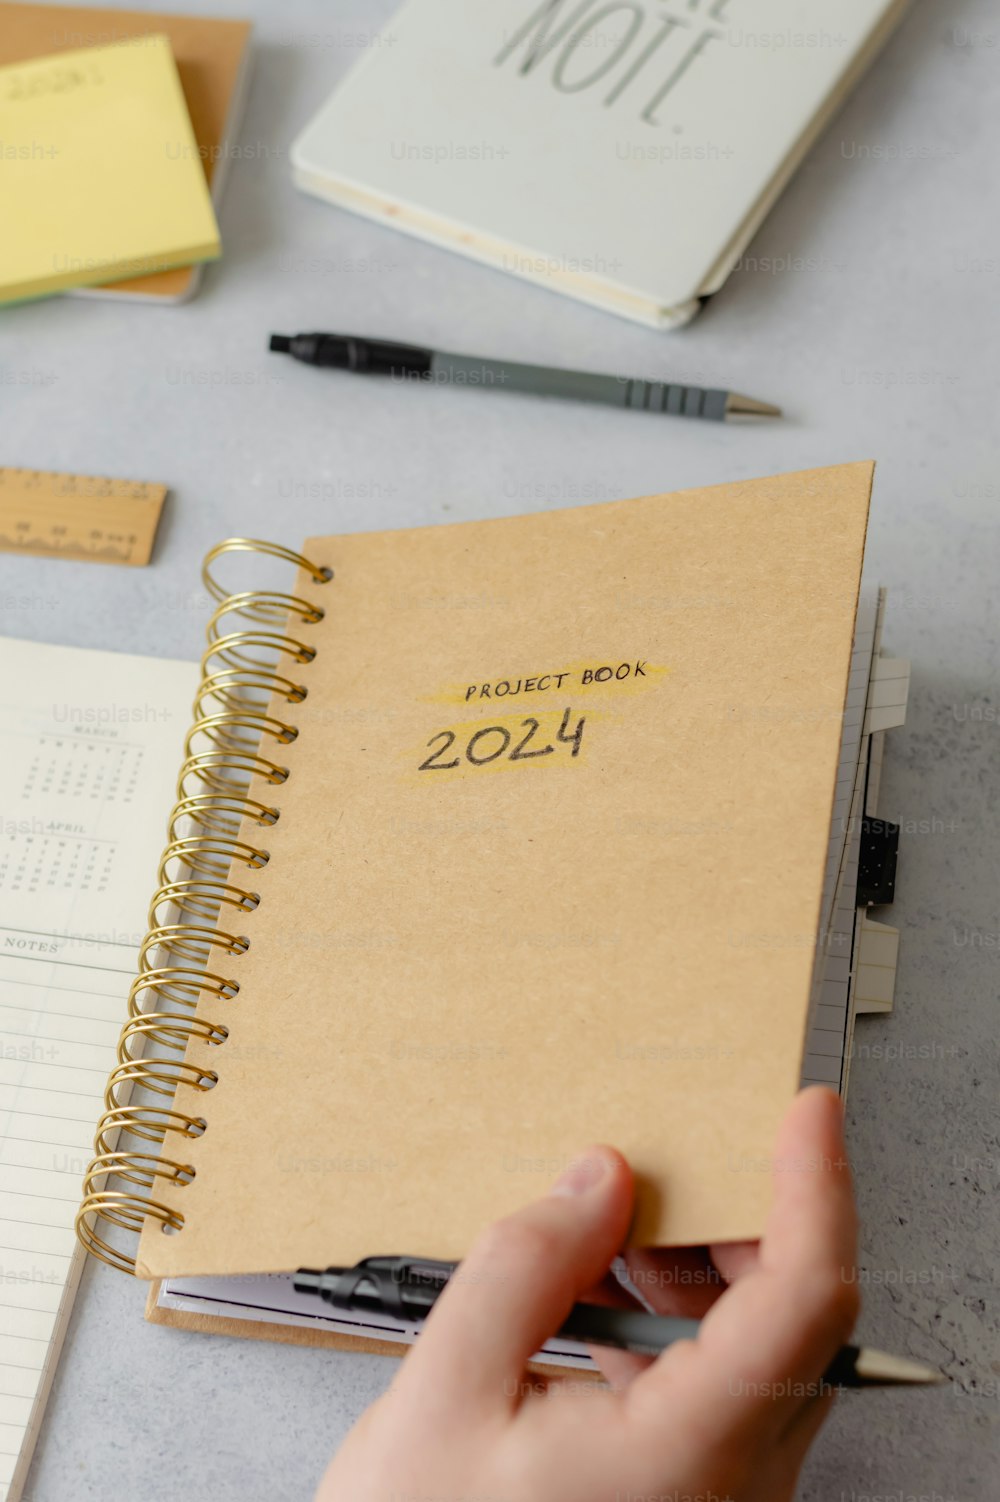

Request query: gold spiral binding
[
  {"left": 75, "top": 540, "right": 331, "bottom": 1272},
  {"left": 177, "top": 751, "right": 290, "bottom": 799},
  {"left": 195, "top": 666, "right": 309, "bottom": 718},
  {"left": 139, "top": 925, "right": 251, "bottom": 968},
  {"left": 148, "top": 881, "right": 261, "bottom": 926},
  {"left": 118, "top": 1014, "right": 230, "bottom": 1060},
  {"left": 202, "top": 628, "right": 317, "bottom": 674},
  {"left": 105, "top": 1056, "right": 220, "bottom": 1105},
  {"left": 167, "top": 794, "right": 281, "bottom": 843},
  {"left": 127, "top": 965, "right": 239, "bottom": 1016},
  {"left": 95, "top": 1105, "right": 207, "bottom": 1155},
  {"left": 158, "top": 835, "right": 271, "bottom": 883},
  {"left": 185, "top": 710, "right": 300, "bottom": 757},
  {"left": 202, "top": 537, "right": 332, "bottom": 613}
]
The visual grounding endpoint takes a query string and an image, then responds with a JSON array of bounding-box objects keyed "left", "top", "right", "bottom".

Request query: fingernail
[{"left": 550, "top": 1152, "right": 610, "bottom": 1198}]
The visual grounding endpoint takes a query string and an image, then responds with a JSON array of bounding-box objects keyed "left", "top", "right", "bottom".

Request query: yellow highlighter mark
[
  {"left": 408, "top": 704, "right": 589, "bottom": 783},
  {"left": 407, "top": 660, "right": 671, "bottom": 784},
  {"left": 431, "top": 659, "right": 670, "bottom": 709}
]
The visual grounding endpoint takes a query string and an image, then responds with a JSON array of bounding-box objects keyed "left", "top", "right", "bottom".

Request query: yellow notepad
[{"left": 0, "top": 34, "right": 220, "bottom": 304}]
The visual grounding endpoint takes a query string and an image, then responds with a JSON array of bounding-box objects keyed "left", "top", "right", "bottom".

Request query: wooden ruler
[{"left": 0, "top": 467, "right": 168, "bottom": 566}]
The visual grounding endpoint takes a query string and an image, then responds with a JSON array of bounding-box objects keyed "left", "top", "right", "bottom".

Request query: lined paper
[{"left": 0, "top": 638, "right": 193, "bottom": 1502}]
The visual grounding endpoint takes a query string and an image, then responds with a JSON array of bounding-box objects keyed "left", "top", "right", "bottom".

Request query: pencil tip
[
  {"left": 855, "top": 1348, "right": 946, "bottom": 1385},
  {"left": 726, "top": 392, "right": 783, "bottom": 419}
]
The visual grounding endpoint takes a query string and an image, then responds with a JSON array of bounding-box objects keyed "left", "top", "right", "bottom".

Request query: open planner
[
  {"left": 0, "top": 640, "right": 194, "bottom": 1502},
  {"left": 65, "top": 464, "right": 907, "bottom": 1372}
]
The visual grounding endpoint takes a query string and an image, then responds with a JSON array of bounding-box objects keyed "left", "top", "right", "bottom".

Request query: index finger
[{"left": 400, "top": 1146, "right": 634, "bottom": 1415}]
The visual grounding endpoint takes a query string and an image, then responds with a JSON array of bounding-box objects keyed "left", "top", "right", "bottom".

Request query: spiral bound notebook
[
  {"left": 74, "top": 465, "right": 882, "bottom": 1300},
  {"left": 147, "top": 580, "right": 908, "bottom": 1367}
]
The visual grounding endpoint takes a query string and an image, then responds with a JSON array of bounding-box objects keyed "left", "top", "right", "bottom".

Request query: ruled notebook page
[{"left": 0, "top": 638, "right": 194, "bottom": 1502}]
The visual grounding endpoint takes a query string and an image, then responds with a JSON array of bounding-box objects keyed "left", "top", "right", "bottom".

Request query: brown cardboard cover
[{"left": 137, "top": 464, "right": 873, "bottom": 1278}]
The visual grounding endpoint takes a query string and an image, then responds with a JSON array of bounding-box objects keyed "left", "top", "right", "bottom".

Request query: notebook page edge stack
[{"left": 800, "top": 589, "right": 879, "bottom": 1087}]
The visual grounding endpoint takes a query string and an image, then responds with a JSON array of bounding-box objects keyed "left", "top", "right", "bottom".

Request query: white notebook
[
  {"left": 292, "top": 0, "right": 910, "bottom": 327},
  {"left": 0, "top": 639, "right": 194, "bottom": 1502}
]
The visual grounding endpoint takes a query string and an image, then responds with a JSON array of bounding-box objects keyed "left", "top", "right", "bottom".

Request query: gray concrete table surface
[{"left": 2, "top": 0, "right": 998, "bottom": 1496}]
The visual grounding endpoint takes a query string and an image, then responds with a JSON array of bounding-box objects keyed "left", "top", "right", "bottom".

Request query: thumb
[{"left": 408, "top": 1146, "right": 633, "bottom": 1409}]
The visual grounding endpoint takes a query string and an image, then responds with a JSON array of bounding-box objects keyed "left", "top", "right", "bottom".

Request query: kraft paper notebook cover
[
  {"left": 152, "top": 587, "right": 908, "bottom": 1367},
  {"left": 0, "top": 3, "right": 253, "bottom": 305},
  {"left": 147, "top": 581, "right": 909, "bottom": 1364},
  {"left": 75, "top": 462, "right": 876, "bottom": 1294},
  {"left": 291, "top": 0, "right": 910, "bottom": 329},
  {"left": 0, "top": 33, "right": 220, "bottom": 305}
]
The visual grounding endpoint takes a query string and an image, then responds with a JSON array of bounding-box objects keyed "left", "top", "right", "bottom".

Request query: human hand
[{"left": 315, "top": 1086, "right": 859, "bottom": 1502}]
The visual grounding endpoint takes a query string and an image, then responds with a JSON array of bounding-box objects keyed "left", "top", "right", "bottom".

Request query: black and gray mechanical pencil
[
  {"left": 294, "top": 1257, "right": 942, "bottom": 1387},
  {"left": 269, "top": 332, "right": 780, "bottom": 423}
]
